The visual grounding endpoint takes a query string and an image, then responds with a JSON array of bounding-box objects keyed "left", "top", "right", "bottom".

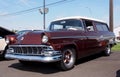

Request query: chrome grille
[{"left": 10, "top": 45, "right": 50, "bottom": 55}]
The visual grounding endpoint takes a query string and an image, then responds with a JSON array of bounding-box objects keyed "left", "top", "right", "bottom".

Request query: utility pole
[
  {"left": 39, "top": 0, "right": 48, "bottom": 30},
  {"left": 43, "top": 0, "right": 46, "bottom": 30},
  {"left": 109, "top": 0, "right": 114, "bottom": 32}
]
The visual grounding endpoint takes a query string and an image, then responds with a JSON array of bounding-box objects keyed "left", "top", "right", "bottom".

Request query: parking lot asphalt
[{"left": 0, "top": 52, "right": 120, "bottom": 77}]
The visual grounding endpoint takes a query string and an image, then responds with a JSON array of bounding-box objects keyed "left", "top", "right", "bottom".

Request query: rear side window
[
  {"left": 83, "top": 20, "right": 95, "bottom": 31},
  {"left": 95, "top": 22, "right": 109, "bottom": 31}
]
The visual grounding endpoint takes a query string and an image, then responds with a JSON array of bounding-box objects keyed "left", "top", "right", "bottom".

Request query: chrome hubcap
[
  {"left": 107, "top": 45, "right": 111, "bottom": 54},
  {"left": 64, "top": 51, "right": 71, "bottom": 64},
  {"left": 63, "top": 49, "right": 74, "bottom": 66}
]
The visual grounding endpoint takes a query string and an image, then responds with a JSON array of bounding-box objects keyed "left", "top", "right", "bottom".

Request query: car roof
[{"left": 52, "top": 16, "right": 106, "bottom": 23}]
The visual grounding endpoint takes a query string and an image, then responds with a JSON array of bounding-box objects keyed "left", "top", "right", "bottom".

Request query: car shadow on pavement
[
  {"left": 8, "top": 52, "right": 109, "bottom": 74},
  {"left": 76, "top": 53, "right": 103, "bottom": 65},
  {"left": 116, "top": 70, "right": 120, "bottom": 77},
  {"left": 0, "top": 58, "right": 4, "bottom": 61},
  {"left": 9, "top": 62, "right": 61, "bottom": 74},
  {"left": 0, "top": 58, "right": 7, "bottom": 61}
]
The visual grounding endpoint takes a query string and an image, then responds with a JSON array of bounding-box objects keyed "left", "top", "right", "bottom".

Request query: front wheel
[
  {"left": 103, "top": 45, "right": 111, "bottom": 56},
  {"left": 58, "top": 48, "right": 76, "bottom": 71}
]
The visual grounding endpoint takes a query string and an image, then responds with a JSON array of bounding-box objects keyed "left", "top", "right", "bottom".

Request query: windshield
[{"left": 49, "top": 19, "right": 84, "bottom": 31}]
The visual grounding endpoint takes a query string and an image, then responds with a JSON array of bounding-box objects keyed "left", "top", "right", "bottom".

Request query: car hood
[
  {"left": 15, "top": 31, "right": 44, "bottom": 45},
  {"left": 13, "top": 30, "right": 84, "bottom": 45}
]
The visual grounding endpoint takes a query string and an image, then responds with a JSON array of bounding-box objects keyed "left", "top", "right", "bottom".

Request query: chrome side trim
[
  {"left": 51, "top": 35, "right": 114, "bottom": 40},
  {"left": 51, "top": 36, "right": 86, "bottom": 39}
]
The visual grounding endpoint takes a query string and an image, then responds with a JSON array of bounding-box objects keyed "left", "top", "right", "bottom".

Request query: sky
[{"left": 0, "top": 0, "right": 120, "bottom": 30}]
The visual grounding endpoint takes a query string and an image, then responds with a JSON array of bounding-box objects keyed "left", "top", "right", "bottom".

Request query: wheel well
[{"left": 63, "top": 44, "right": 78, "bottom": 59}]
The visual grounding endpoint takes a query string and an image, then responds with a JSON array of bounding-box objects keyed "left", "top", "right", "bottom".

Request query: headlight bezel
[{"left": 42, "top": 35, "right": 49, "bottom": 43}]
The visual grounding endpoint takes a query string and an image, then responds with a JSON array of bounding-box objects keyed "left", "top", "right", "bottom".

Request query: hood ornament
[{"left": 21, "top": 37, "right": 24, "bottom": 41}]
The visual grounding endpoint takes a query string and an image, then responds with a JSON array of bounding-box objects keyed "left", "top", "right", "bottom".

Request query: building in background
[{"left": 114, "top": 26, "right": 120, "bottom": 41}]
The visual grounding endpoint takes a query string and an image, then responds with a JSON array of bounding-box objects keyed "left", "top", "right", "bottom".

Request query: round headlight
[{"left": 42, "top": 35, "right": 48, "bottom": 43}]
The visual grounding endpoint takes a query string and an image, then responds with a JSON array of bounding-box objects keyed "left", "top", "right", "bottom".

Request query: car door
[{"left": 82, "top": 20, "right": 101, "bottom": 55}]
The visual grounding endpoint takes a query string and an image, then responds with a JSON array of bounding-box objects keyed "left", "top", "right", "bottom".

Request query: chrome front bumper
[
  {"left": 5, "top": 45, "right": 62, "bottom": 63},
  {"left": 5, "top": 54, "right": 62, "bottom": 63}
]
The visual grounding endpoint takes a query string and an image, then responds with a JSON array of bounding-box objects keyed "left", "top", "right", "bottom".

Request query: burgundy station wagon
[{"left": 5, "top": 16, "right": 115, "bottom": 70}]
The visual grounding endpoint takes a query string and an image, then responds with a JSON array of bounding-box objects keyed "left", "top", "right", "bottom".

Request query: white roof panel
[{"left": 52, "top": 16, "right": 106, "bottom": 23}]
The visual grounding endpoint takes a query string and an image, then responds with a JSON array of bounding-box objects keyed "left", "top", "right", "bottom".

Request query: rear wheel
[
  {"left": 58, "top": 48, "right": 76, "bottom": 71},
  {"left": 103, "top": 45, "right": 111, "bottom": 56},
  {"left": 0, "top": 46, "right": 8, "bottom": 59},
  {"left": 0, "top": 52, "right": 5, "bottom": 59}
]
